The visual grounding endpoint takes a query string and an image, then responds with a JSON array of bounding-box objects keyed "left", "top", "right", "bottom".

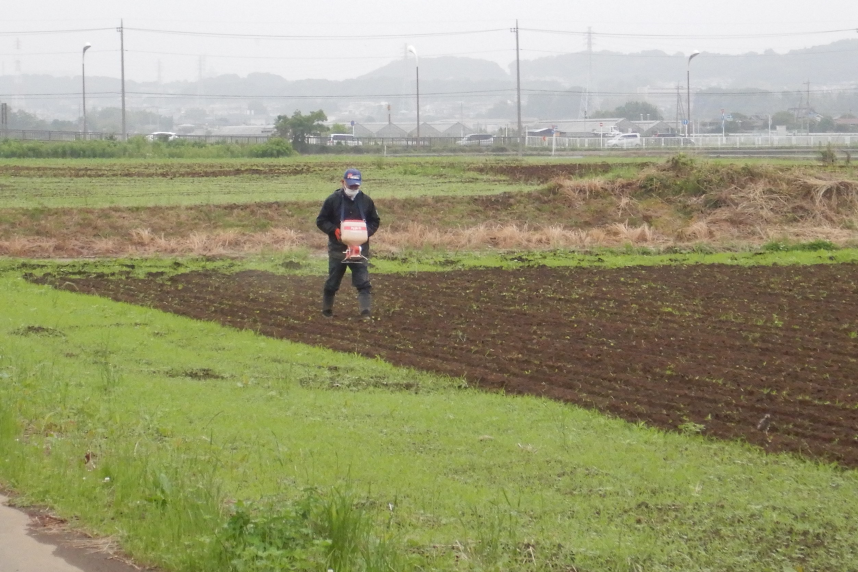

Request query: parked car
[
  {"left": 146, "top": 131, "right": 177, "bottom": 142},
  {"left": 456, "top": 133, "right": 494, "bottom": 146},
  {"left": 327, "top": 133, "right": 362, "bottom": 146},
  {"left": 605, "top": 133, "right": 642, "bottom": 148}
]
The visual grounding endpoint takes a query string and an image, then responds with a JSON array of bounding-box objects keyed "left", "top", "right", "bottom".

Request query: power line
[
  {"left": 2, "top": 24, "right": 854, "bottom": 40},
  {"left": 0, "top": 27, "right": 114, "bottom": 36},
  {"left": 525, "top": 87, "right": 858, "bottom": 95},
  {"left": 7, "top": 45, "right": 857, "bottom": 60},
  {"left": 124, "top": 26, "right": 506, "bottom": 40},
  {"left": 521, "top": 47, "right": 858, "bottom": 57},
  {"left": 0, "top": 88, "right": 517, "bottom": 100},
  {"left": 0, "top": 49, "right": 120, "bottom": 56},
  {"left": 125, "top": 48, "right": 513, "bottom": 61},
  {"left": 522, "top": 26, "right": 858, "bottom": 40}
]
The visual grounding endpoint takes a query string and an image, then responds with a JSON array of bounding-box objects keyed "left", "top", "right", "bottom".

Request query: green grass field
[
  {"left": 3, "top": 251, "right": 858, "bottom": 572},
  {"left": 3, "top": 151, "right": 858, "bottom": 571},
  {"left": 6, "top": 154, "right": 830, "bottom": 210},
  {"left": 0, "top": 157, "right": 551, "bottom": 208}
]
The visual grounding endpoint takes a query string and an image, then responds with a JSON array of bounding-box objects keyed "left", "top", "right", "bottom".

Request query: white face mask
[{"left": 344, "top": 186, "right": 360, "bottom": 199}]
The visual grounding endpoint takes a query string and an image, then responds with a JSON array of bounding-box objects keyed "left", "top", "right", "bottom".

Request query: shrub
[
  {"left": 248, "top": 138, "right": 295, "bottom": 158},
  {"left": 819, "top": 142, "right": 837, "bottom": 165},
  {"left": 762, "top": 239, "right": 838, "bottom": 252}
]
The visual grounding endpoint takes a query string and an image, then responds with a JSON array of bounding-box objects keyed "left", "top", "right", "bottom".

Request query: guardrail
[
  {"left": 0, "top": 129, "right": 271, "bottom": 144},
  {"left": 522, "top": 134, "right": 858, "bottom": 149},
  {"left": 3, "top": 128, "right": 857, "bottom": 149}
]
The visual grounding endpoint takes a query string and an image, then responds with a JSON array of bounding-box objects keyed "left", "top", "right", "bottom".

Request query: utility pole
[
  {"left": 675, "top": 85, "right": 685, "bottom": 135},
  {"left": 117, "top": 20, "right": 126, "bottom": 140},
  {"left": 577, "top": 27, "right": 594, "bottom": 119},
  {"left": 82, "top": 43, "right": 91, "bottom": 135},
  {"left": 511, "top": 20, "right": 522, "bottom": 155},
  {"left": 578, "top": 27, "right": 593, "bottom": 119},
  {"left": 686, "top": 51, "right": 699, "bottom": 136},
  {"left": 804, "top": 80, "right": 811, "bottom": 133}
]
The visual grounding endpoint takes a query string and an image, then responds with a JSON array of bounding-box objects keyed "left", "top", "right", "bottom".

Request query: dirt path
[
  {"left": 37, "top": 262, "right": 858, "bottom": 468},
  {"left": 0, "top": 494, "right": 145, "bottom": 572}
]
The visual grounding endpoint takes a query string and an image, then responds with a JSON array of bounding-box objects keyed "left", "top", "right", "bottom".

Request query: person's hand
[{"left": 334, "top": 228, "right": 341, "bottom": 241}]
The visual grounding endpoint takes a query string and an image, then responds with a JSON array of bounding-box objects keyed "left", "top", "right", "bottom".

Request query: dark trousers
[{"left": 323, "top": 255, "right": 371, "bottom": 295}]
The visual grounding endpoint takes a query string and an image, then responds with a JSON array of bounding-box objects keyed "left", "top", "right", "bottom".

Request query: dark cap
[{"left": 343, "top": 168, "right": 362, "bottom": 186}]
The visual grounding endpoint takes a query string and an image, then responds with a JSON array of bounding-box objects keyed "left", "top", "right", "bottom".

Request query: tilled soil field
[{"left": 35, "top": 263, "right": 858, "bottom": 467}]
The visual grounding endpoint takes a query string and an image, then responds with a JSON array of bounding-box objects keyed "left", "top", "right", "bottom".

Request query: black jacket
[{"left": 316, "top": 189, "right": 381, "bottom": 255}]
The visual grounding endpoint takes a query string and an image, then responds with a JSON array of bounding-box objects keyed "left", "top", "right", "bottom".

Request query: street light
[
  {"left": 686, "top": 50, "right": 700, "bottom": 137},
  {"left": 82, "top": 42, "right": 92, "bottom": 136},
  {"left": 407, "top": 45, "right": 419, "bottom": 140}
]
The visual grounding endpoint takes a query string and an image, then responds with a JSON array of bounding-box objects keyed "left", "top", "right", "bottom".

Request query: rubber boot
[
  {"left": 357, "top": 290, "right": 372, "bottom": 319},
  {"left": 322, "top": 291, "right": 336, "bottom": 318}
]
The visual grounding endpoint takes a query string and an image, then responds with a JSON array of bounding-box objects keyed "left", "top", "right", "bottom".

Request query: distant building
[
  {"left": 352, "top": 123, "right": 376, "bottom": 137},
  {"left": 629, "top": 120, "right": 676, "bottom": 136},
  {"left": 408, "top": 123, "right": 443, "bottom": 137},
  {"left": 443, "top": 122, "right": 470, "bottom": 138},
  {"left": 349, "top": 122, "right": 475, "bottom": 138},
  {"left": 835, "top": 116, "right": 858, "bottom": 133},
  {"left": 373, "top": 123, "right": 409, "bottom": 138},
  {"left": 208, "top": 125, "right": 275, "bottom": 136},
  {"left": 527, "top": 127, "right": 556, "bottom": 137},
  {"left": 531, "top": 118, "right": 633, "bottom": 137}
]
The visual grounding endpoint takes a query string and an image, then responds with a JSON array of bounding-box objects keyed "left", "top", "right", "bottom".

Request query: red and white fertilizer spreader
[{"left": 340, "top": 219, "right": 369, "bottom": 263}]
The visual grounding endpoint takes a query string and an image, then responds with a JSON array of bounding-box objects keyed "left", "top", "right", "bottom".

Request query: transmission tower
[
  {"left": 14, "top": 38, "right": 22, "bottom": 109},
  {"left": 675, "top": 85, "right": 686, "bottom": 135}
]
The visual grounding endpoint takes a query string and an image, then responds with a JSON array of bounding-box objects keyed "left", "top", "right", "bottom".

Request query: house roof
[
  {"left": 408, "top": 123, "right": 444, "bottom": 137},
  {"left": 442, "top": 122, "right": 470, "bottom": 136},
  {"left": 629, "top": 120, "right": 676, "bottom": 134},
  {"left": 373, "top": 123, "right": 409, "bottom": 137}
]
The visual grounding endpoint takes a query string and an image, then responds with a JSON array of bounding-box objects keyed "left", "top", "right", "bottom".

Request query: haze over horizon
[{"left": 2, "top": 0, "right": 857, "bottom": 83}]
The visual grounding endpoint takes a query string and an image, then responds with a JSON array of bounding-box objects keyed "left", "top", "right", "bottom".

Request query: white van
[
  {"left": 605, "top": 133, "right": 642, "bottom": 148},
  {"left": 456, "top": 133, "right": 494, "bottom": 146},
  {"left": 146, "top": 131, "right": 177, "bottom": 142},
  {"left": 327, "top": 133, "right": 362, "bottom": 146}
]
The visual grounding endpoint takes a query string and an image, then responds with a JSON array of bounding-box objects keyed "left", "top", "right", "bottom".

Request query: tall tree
[
  {"left": 594, "top": 101, "right": 663, "bottom": 121},
  {"left": 274, "top": 110, "right": 328, "bottom": 149}
]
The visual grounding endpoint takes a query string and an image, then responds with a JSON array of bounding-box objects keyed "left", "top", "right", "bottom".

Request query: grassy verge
[{"left": 2, "top": 253, "right": 858, "bottom": 571}]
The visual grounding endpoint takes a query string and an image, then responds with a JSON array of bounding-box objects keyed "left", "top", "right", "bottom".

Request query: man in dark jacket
[{"left": 316, "top": 168, "right": 381, "bottom": 318}]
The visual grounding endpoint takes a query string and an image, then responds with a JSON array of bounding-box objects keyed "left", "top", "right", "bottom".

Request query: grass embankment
[
  {"left": 3, "top": 253, "right": 858, "bottom": 571},
  {"left": 2, "top": 155, "right": 858, "bottom": 257}
]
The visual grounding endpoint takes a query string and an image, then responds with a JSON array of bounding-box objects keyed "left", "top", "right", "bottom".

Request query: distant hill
[
  {"left": 3, "top": 41, "right": 857, "bottom": 125},
  {"left": 358, "top": 56, "right": 509, "bottom": 82},
  {"left": 517, "top": 39, "right": 858, "bottom": 90}
]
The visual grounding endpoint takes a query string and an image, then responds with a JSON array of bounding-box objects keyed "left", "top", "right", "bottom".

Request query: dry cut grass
[{"left": 0, "top": 228, "right": 308, "bottom": 258}]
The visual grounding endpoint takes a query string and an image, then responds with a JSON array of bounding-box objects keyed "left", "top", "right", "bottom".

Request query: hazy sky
[{"left": 1, "top": 0, "right": 856, "bottom": 83}]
